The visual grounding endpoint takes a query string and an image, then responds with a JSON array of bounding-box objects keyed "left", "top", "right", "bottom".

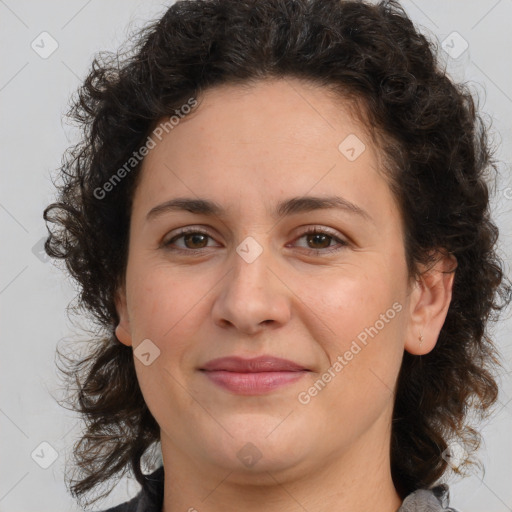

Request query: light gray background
[{"left": 1, "top": 1, "right": 511, "bottom": 511}]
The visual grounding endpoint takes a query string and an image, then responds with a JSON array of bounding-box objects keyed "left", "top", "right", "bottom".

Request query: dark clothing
[
  {"left": 100, "top": 466, "right": 461, "bottom": 512},
  {"left": 101, "top": 466, "right": 164, "bottom": 512}
]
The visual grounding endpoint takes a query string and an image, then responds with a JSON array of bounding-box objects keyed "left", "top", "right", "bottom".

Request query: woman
[{"left": 43, "top": 0, "right": 511, "bottom": 511}]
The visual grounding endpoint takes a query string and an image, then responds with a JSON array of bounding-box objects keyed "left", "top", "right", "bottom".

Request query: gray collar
[{"left": 397, "top": 485, "right": 460, "bottom": 512}]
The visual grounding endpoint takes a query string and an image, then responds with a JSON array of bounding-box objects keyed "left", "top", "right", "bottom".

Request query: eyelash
[{"left": 162, "top": 226, "right": 348, "bottom": 256}]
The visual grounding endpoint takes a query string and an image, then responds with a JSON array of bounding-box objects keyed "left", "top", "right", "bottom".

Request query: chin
[
  {"left": 209, "top": 447, "right": 309, "bottom": 485},
  {"left": 197, "top": 418, "right": 312, "bottom": 476}
]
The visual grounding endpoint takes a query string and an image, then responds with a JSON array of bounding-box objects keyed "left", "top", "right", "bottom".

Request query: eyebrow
[{"left": 146, "top": 195, "right": 373, "bottom": 223}]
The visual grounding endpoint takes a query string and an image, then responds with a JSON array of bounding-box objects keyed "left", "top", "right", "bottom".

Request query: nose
[{"left": 211, "top": 242, "right": 292, "bottom": 335}]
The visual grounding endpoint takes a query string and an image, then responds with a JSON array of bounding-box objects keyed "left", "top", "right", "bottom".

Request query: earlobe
[
  {"left": 404, "top": 252, "right": 457, "bottom": 356},
  {"left": 114, "top": 287, "right": 133, "bottom": 347}
]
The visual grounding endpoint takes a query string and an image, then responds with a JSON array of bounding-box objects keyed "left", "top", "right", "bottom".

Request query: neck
[{"left": 160, "top": 412, "right": 403, "bottom": 512}]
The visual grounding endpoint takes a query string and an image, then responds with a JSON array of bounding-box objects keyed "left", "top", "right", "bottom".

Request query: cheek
[
  {"left": 126, "top": 263, "right": 199, "bottom": 346},
  {"left": 298, "top": 266, "right": 399, "bottom": 339},
  {"left": 125, "top": 267, "right": 203, "bottom": 424},
  {"left": 295, "top": 266, "right": 406, "bottom": 390}
]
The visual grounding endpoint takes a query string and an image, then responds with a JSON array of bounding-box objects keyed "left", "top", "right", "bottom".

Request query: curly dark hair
[{"left": 43, "top": 0, "right": 512, "bottom": 508}]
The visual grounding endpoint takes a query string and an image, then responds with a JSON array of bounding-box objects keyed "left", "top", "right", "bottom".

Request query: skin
[{"left": 115, "top": 78, "right": 455, "bottom": 512}]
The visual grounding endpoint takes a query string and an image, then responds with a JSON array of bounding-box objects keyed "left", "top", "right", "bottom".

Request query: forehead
[
  {"left": 175, "top": 78, "right": 374, "bottom": 153},
  {"left": 131, "top": 78, "right": 397, "bottom": 227}
]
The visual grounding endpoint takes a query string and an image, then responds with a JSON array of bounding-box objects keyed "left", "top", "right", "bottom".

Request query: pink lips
[{"left": 200, "top": 356, "right": 310, "bottom": 395}]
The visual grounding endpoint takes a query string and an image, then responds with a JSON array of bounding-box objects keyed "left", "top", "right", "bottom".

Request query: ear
[
  {"left": 404, "top": 251, "right": 457, "bottom": 355},
  {"left": 114, "top": 285, "right": 133, "bottom": 347}
]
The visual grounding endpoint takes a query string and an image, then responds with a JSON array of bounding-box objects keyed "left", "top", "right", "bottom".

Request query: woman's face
[{"left": 115, "top": 78, "right": 443, "bottom": 482}]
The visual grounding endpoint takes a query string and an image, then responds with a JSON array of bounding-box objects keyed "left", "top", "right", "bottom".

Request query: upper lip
[{"left": 200, "top": 356, "right": 309, "bottom": 372}]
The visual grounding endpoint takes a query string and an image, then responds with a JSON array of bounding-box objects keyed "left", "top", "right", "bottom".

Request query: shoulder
[
  {"left": 398, "top": 484, "right": 462, "bottom": 512},
  {"left": 99, "top": 494, "right": 141, "bottom": 512},
  {"left": 98, "top": 466, "right": 165, "bottom": 512}
]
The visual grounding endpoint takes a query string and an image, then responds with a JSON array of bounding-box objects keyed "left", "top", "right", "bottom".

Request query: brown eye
[
  {"left": 163, "top": 229, "right": 216, "bottom": 252},
  {"left": 305, "top": 232, "right": 332, "bottom": 250},
  {"left": 292, "top": 227, "right": 348, "bottom": 255},
  {"left": 181, "top": 232, "right": 209, "bottom": 249},
  {"left": 163, "top": 226, "right": 347, "bottom": 256}
]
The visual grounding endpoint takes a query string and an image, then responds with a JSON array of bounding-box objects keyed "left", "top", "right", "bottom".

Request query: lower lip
[{"left": 201, "top": 370, "right": 308, "bottom": 395}]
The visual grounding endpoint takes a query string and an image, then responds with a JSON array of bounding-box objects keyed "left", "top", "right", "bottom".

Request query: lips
[
  {"left": 199, "top": 356, "right": 310, "bottom": 395},
  {"left": 200, "top": 355, "right": 309, "bottom": 372}
]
